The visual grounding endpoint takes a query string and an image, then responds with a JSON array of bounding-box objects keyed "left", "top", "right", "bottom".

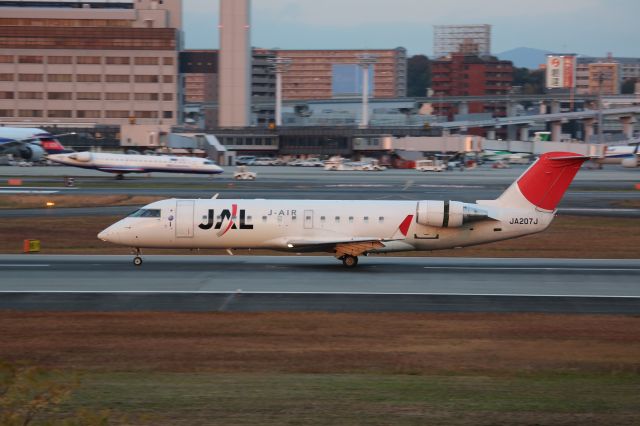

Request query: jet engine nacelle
[
  {"left": 621, "top": 157, "right": 638, "bottom": 168},
  {"left": 19, "top": 143, "right": 45, "bottom": 162},
  {"left": 69, "top": 152, "right": 92, "bottom": 162},
  {"left": 417, "top": 200, "right": 491, "bottom": 228}
]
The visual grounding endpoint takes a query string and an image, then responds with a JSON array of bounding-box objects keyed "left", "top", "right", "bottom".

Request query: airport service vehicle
[
  {"left": 0, "top": 127, "right": 71, "bottom": 162},
  {"left": 98, "top": 152, "right": 588, "bottom": 268},
  {"left": 415, "top": 159, "right": 446, "bottom": 172},
  {"left": 48, "top": 152, "right": 223, "bottom": 179},
  {"left": 233, "top": 166, "right": 257, "bottom": 180}
]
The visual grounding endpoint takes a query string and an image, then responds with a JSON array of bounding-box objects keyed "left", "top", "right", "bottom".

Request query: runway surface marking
[
  {"left": 1, "top": 290, "right": 638, "bottom": 298},
  {"left": 560, "top": 208, "right": 640, "bottom": 213},
  {"left": 0, "top": 264, "right": 50, "bottom": 267},
  {"left": 0, "top": 190, "right": 59, "bottom": 194},
  {"left": 422, "top": 266, "right": 640, "bottom": 272}
]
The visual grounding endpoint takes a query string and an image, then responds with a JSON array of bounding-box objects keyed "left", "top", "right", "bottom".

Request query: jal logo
[{"left": 198, "top": 204, "right": 253, "bottom": 237}]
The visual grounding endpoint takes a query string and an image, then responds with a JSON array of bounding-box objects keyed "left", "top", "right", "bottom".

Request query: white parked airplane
[
  {"left": 594, "top": 142, "right": 639, "bottom": 168},
  {"left": 0, "top": 126, "right": 71, "bottom": 161},
  {"left": 98, "top": 152, "right": 588, "bottom": 267},
  {"left": 48, "top": 151, "right": 223, "bottom": 179}
]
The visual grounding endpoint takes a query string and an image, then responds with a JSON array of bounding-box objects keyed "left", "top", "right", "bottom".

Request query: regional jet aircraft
[
  {"left": 48, "top": 151, "right": 223, "bottom": 178},
  {"left": 0, "top": 127, "right": 71, "bottom": 162},
  {"left": 594, "top": 142, "right": 639, "bottom": 168},
  {"left": 98, "top": 152, "right": 588, "bottom": 267}
]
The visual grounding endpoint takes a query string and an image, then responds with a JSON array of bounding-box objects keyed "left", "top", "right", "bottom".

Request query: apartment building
[
  {"left": 273, "top": 48, "right": 407, "bottom": 100},
  {"left": 431, "top": 53, "right": 513, "bottom": 118},
  {"left": 0, "top": 0, "right": 181, "bottom": 126},
  {"left": 575, "top": 56, "right": 636, "bottom": 95}
]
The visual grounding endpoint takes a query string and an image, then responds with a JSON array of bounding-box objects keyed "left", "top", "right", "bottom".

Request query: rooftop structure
[{"left": 433, "top": 25, "right": 491, "bottom": 59}]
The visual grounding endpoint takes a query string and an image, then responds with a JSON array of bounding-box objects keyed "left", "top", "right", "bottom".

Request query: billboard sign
[{"left": 546, "top": 55, "right": 576, "bottom": 89}]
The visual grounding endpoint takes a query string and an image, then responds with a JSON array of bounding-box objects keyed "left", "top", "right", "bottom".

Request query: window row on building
[
  {"left": 0, "top": 73, "right": 174, "bottom": 83},
  {"left": 0, "top": 109, "right": 174, "bottom": 119},
  {"left": 0, "top": 55, "right": 174, "bottom": 65},
  {"left": 0, "top": 91, "right": 173, "bottom": 101},
  {"left": 218, "top": 136, "right": 277, "bottom": 146}
]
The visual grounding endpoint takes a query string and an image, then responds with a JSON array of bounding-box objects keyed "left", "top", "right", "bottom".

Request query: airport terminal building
[{"left": 0, "top": 0, "right": 181, "bottom": 127}]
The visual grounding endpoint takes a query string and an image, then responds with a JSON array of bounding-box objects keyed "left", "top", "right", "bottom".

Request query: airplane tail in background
[{"left": 479, "top": 152, "right": 589, "bottom": 212}]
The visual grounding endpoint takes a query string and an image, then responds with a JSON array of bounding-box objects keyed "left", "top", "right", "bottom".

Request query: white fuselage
[
  {"left": 48, "top": 152, "right": 224, "bottom": 175},
  {"left": 99, "top": 198, "right": 554, "bottom": 253}
]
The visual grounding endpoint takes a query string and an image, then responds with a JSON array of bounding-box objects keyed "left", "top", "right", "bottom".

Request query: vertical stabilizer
[{"left": 480, "top": 152, "right": 589, "bottom": 211}]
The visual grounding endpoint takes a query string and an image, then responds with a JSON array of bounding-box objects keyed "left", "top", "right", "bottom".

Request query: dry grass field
[{"left": 0, "top": 312, "right": 639, "bottom": 425}]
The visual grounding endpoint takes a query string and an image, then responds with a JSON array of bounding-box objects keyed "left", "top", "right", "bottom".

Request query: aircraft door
[
  {"left": 304, "top": 210, "right": 313, "bottom": 229},
  {"left": 176, "top": 200, "right": 195, "bottom": 238}
]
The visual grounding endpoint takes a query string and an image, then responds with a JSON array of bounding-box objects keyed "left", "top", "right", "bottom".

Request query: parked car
[
  {"left": 235, "top": 156, "right": 256, "bottom": 165},
  {"left": 299, "top": 158, "right": 325, "bottom": 167},
  {"left": 252, "top": 157, "right": 281, "bottom": 166}
]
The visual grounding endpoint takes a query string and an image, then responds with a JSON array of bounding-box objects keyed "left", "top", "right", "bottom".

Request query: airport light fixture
[
  {"left": 268, "top": 57, "right": 292, "bottom": 127},
  {"left": 357, "top": 54, "right": 377, "bottom": 128}
]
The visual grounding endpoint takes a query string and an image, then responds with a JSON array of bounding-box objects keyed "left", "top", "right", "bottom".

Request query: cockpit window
[
  {"left": 128, "top": 209, "right": 161, "bottom": 218},
  {"left": 204, "top": 160, "right": 215, "bottom": 165}
]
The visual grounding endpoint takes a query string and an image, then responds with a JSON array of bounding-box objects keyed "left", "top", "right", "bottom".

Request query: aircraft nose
[{"left": 98, "top": 226, "right": 119, "bottom": 243}]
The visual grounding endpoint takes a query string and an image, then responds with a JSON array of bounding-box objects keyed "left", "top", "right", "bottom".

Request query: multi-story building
[
  {"left": 433, "top": 25, "right": 491, "bottom": 59},
  {"left": 431, "top": 53, "right": 513, "bottom": 118},
  {"left": 0, "top": 0, "right": 181, "bottom": 127},
  {"left": 273, "top": 48, "right": 407, "bottom": 100},
  {"left": 180, "top": 49, "right": 276, "bottom": 128},
  {"left": 576, "top": 56, "right": 634, "bottom": 94},
  {"left": 587, "top": 63, "right": 620, "bottom": 95}
]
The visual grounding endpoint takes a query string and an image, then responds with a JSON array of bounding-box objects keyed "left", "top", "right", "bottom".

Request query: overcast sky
[{"left": 182, "top": 0, "right": 640, "bottom": 57}]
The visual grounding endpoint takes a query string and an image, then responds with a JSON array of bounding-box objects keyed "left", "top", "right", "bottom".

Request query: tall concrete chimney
[{"left": 218, "top": 0, "right": 251, "bottom": 127}]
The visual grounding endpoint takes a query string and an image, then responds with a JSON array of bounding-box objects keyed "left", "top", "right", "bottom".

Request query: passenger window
[
  {"left": 262, "top": 216, "right": 267, "bottom": 222},
  {"left": 379, "top": 216, "right": 384, "bottom": 223},
  {"left": 364, "top": 216, "right": 369, "bottom": 222},
  {"left": 349, "top": 216, "right": 354, "bottom": 223},
  {"left": 335, "top": 216, "right": 340, "bottom": 223},
  {"left": 320, "top": 216, "right": 326, "bottom": 221}
]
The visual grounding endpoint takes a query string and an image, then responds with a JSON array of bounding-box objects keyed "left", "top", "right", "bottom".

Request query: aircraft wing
[
  {"left": 0, "top": 140, "right": 26, "bottom": 151},
  {"left": 97, "top": 167, "right": 146, "bottom": 173},
  {"left": 285, "top": 237, "right": 387, "bottom": 257},
  {"left": 285, "top": 214, "right": 414, "bottom": 257}
]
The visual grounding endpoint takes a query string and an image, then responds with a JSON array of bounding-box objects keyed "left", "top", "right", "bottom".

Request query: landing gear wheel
[
  {"left": 133, "top": 256, "right": 143, "bottom": 266},
  {"left": 341, "top": 255, "right": 358, "bottom": 268},
  {"left": 116, "top": 174, "right": 124, "bottom": 180}
]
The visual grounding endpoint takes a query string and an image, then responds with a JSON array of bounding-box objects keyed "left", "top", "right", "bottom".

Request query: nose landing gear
[{"left": 132, "top": 248, "right": 143, "bottom": 266}]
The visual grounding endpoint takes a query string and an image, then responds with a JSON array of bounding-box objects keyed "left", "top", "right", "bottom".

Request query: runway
[{"left": 1, "top": 255, "right": 639, "bottom": 314}]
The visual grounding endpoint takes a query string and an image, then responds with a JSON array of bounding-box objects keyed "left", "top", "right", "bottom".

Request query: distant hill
[{"left": 498, "top": 47, "right": 551, "bottom": 69}]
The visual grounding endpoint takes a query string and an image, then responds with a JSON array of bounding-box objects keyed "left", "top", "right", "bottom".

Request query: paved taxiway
[
  {"left": 1, "top": 255, "right": 638, "bottom": 314},
  {"left": 1, "top": 165, "right": 639, "bottom": 217}
]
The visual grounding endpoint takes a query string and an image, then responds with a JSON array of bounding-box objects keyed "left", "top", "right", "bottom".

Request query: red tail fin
[{"left": 516, "top": 152, "right": 588, "bottom": 211}]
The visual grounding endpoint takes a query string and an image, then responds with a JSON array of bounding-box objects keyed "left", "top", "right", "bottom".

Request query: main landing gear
[
  {"left": 340, "top": 255, "right": 359, "bottom": 268},
  {"left": 132, "top": 248, "right": 143, "bottom": 266}
]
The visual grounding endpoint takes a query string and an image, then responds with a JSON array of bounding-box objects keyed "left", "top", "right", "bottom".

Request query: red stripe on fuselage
[{"left": 398, "top": 214, "right": 414, "bottom": 237}]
